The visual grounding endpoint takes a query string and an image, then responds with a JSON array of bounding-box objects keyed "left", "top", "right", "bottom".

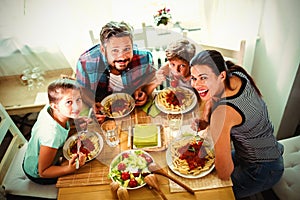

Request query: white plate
[
  {"left": 155, "top": 87, "right": 197, "bottom": 114},
  {"left": 166, "top": 136, "right": 215, "bottom": 179},
  {"left": 109, "top": 150, "right": 154, "bottom": 189},
  {"left": 63, "top": 131, "right": 103, "bottom": 162},
  {"left": 101, "top": 93, "right": 135, "bottom": 119}
]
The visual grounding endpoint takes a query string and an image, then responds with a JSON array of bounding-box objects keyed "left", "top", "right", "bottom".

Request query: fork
[
  {"left": 76, "top": 132, "right": 81, "bottom": 169},
  {"left": 192, "top": 111, "right": 201, "bottom": 141}
]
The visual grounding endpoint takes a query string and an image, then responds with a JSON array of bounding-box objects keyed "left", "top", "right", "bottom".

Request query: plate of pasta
[
  {"left": 101, "top": 93, "right": 135, "bottom": 119},
  {"left": 63, "top": 131, "right": 103, "bottom": 162},
  {"left": 166, "top": 135, "right": 215, "bottom": 178},
  {"left": 155, "top": 87, "right": 197, "bottom": 114}
]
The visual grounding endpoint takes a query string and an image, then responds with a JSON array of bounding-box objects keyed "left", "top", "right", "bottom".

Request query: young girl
[
  {"left": 156, "top": 39, "right": 196, "bottom": 88},
  {"left": 23, "top": 79, "right": 87, "bottom": 185},
  {"left": 190, "top": 50, "right": 284, "bottom": 199}
]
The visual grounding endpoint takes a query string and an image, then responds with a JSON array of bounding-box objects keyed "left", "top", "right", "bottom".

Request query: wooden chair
[
  {"left": 133, "top": 22, "right": 149, "bottom": 49},
  {"left": 199, "top": 40, "right": 246, "bottom": 66},
  {"left": 89, "top": 22, "right": 149, "bottom": 48},
  {"left": 0, "top": 103, "right": 57, "bottom": 199},
  {"left": 89, "top": 30, "right": 100, "bottom": 45}
]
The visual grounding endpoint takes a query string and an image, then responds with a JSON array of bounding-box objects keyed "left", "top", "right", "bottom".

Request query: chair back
[
  {"left": 199, "top": 40, "right": 246, "bottom": 66},
  {"left": 133, "top": 22, "right": 149, "bottom": 49},
  {"left": 0, "top": 103, "right": 27, "bottom": 184},
  {"left": 89, "top": 30, "right": 100, "bottom": 45}
]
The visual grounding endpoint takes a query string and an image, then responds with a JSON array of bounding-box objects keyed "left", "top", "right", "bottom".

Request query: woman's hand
[{"left": 191, "top": 118, "right": 209, "bottom": 132}]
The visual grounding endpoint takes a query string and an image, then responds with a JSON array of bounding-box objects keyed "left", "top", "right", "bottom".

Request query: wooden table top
[
  {"left": 0, "top": 68, "right": 73, "bottom": 115},
  {"left": 57, "top": 107, "right": 235, "bottom": 200}
]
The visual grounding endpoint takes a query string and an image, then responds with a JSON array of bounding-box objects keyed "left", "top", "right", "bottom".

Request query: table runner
[
  {"left": 56, "top": 159, "right": 111, "bottom": 188},
  {"left": 168, "top": 169, "right": 233, "bottom": 192}
]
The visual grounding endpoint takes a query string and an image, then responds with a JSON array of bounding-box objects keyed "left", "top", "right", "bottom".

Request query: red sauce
[
  {"left": 111, "top": 98, "right": 128, "bottom": 112},
  {"left": 70, "top": 139, "right": 93, "bottom": 157},
  {"left": 166, "top": 91, "right": 185, "bottom": 107},
  {"left": 177, "top": 141, "right": 207, "bottom": 170}
]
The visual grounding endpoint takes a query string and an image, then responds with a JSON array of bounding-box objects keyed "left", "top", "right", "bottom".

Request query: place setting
[
  {"left": 164, "top": 116, "right": 233, "bottom": 193},
  {"left": 57, "top": 111, "right": 108, "bottom": 188}
]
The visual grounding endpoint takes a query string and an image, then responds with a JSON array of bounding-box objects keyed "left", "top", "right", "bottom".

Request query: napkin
[
  {"left": 141, "top": 98, "right": 161, "bottom": 117},
  {"left": 133, "top": 124, "right": 158, "bottom": 147}
]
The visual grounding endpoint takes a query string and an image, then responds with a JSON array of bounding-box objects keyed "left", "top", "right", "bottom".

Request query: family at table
[{"left": 22, "top": 20, "right": 284, "bottom": 200}]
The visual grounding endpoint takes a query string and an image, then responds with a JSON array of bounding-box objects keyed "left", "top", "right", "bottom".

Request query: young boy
[
  {"left": 156, "top": 39, "right": 196, "bottom": 88},
  {"left": 23, "top": 79, "right": 87, "bottom": 184}
]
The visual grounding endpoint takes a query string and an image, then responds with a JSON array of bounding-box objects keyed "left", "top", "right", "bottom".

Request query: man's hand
[
  {"left": 94, "top": 102, "right": 106, "bottom": 124},
  {"left": 134, "top": 89, "right": 147, "bottom": 106}
]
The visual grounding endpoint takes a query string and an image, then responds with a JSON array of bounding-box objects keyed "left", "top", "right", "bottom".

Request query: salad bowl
[{"left": 109, "top": 150, "right": 154, "bottom": 189}]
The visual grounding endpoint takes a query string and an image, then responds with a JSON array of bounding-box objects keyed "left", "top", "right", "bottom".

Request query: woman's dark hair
[
  {"left": 100, "top": 21, "right": 133, "bottom": 46},
  {"left": 190, "top": 50, "right": 262, "bottom": 97},
  {"left": 48, "top": 79, "right": 81, "bottom": 104}
]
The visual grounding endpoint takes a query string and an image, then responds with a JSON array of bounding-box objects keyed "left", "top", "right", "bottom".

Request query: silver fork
[
  {"left": 76, "top": 132, "right": 81, "bottom": 169},
  {"left": 192, "top": 111, "right": 201, "bottom": 141}
]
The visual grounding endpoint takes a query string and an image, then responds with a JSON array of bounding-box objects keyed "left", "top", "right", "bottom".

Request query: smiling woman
[{"left": 190, "top": 50, "right": 284, "bottom": 199}]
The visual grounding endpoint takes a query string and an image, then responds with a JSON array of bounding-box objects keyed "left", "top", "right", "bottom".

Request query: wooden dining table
[{"left": 56, "top": 100, "right": 235, "bottom": 200}]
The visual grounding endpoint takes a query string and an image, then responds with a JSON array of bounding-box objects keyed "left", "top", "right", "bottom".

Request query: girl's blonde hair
[{"left": 48, "top": 79, "right": 81, "bottom": 104}]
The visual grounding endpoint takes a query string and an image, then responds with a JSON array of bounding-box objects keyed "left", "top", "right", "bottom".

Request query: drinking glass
[
  {"left": 167, "top": 113, "right": 183, "bottom": 138},
  {"left": 74, "top": 116, "right": 89, "bottom": 134},
  {"left": 27, "top": 79, "right": 34, "bottom": 91},
  {"left": 101, "top": 120, "right": 120, "bottom": 147}
]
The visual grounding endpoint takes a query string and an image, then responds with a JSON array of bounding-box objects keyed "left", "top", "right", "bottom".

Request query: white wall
[
  {"left": 0, "top": 0, "right": 113, "bottom": 74},
  {"left": 252, "top": 0, "right": 300, "bottom": 137},
  {"left": 1, "top": 0, "right": 299, "bottom": 138},
  {"left": 0, "top": 0, "right": 201, "bottom": 74}
]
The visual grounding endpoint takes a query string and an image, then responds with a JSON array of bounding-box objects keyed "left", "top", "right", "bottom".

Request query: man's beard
[
  {"left": 111, "top": 58, "right": 130, "bottom": 72},
  {"left": 105, "top": 51, "right": 130, "bottom": 73}
]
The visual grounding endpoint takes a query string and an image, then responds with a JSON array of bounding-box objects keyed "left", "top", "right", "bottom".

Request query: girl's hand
[
  {"left": 69, "top": 153, "right": 87, "bottom": 170},
  {"left": 77, "top": 152, "right": 87, "bottom": 167}
]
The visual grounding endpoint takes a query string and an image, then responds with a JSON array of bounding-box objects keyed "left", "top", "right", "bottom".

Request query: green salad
[{"left": 109, "top": 150, "right": 153, "bottom": 189}]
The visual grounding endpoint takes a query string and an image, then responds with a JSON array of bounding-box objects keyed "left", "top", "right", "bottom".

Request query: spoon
[
  {"left": 148, "top": 163, "right": 195, "bottom": 194},
  {"left": 144, "top": 174, "right": 168, "bottom": 200}
]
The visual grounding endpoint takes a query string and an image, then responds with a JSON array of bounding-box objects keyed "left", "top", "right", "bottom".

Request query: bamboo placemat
[
  {"left": 56, "top": 159, "right": 111, "bottom": 188},
  {"left": 168, "top": 169, "right": 233, "bottom": 193}
]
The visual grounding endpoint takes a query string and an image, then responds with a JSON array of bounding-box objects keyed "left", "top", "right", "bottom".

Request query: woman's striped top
[{"left": 215, "top": 71, "right": 283, "bottom": 163}]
